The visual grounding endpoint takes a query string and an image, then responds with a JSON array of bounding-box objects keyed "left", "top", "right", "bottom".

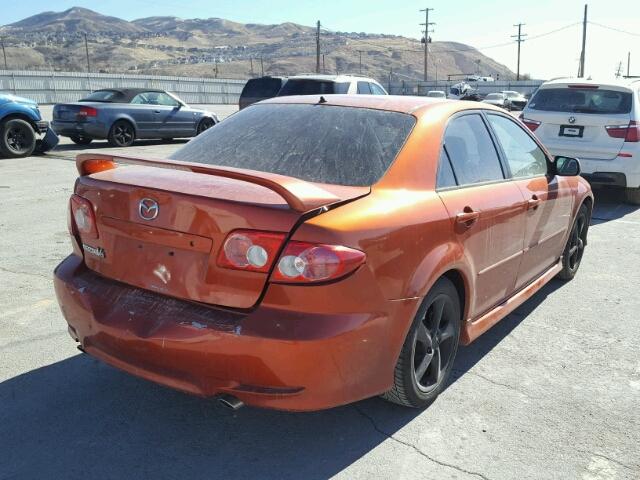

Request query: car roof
[
  {"left": 287, "top": 74, "right": 381, "bottom": 84},
  {"left": 540, "top": 77, "right": 640, "bottom": 90},
  {"left": 259, "top": 94, "right": 504, "bottom": 116},
  {"left": 91, "top": 88, "right": 168, "bottom": 102}
]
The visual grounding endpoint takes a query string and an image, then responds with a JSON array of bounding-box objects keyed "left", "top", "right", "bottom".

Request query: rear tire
[
  {"left": 107, "top": 120, "right": 135, "bottom": 147},
  {"left": 381, "top": 277, "right": 461, "bottom": 408},
  {"left": 70, "top": 135, "right": 93, "bottom": 145},
  {"left": 558, "top": 204, "right": 589, "bottom": 280},
  {"left": 624, "top": 187, "right": 640, "bottom": 205},
  {"left": 0, "top": 118, "right": 36, "bottom": 158}
]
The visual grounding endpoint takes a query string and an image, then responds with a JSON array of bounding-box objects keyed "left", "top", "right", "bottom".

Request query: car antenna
[{"left": 318, "top": 96, "right": 327, "bottom": 104}]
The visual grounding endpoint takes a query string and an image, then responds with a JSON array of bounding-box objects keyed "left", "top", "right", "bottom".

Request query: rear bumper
[
  {"left": 51, "top": 120, "right": 108, "bottom": 139},
  {"left": 575, "top": 155, "right": 640, "bottom": 189},
  {"left": 53, "top": 254, "right": 419, "bottom": 411}
]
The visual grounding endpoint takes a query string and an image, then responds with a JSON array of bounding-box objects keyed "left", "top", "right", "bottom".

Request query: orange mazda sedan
[{"left": 54, "top": 95, "right": 593, "bottom": 411}]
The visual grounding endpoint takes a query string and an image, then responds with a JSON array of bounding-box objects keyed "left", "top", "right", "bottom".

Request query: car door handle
[
  {"left": 527, "top": 195, "right": 541, "bottom": 210},
  {"left": 455, "top": 208, "right": 480, "bottom": 226},
  {"left": 154, "top": 110, "right": 161, "bottom": 113}
]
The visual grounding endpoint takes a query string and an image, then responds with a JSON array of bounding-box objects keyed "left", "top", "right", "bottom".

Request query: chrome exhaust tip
[{"left": 217, "top": 394, "right": 244, "bottom": 411}]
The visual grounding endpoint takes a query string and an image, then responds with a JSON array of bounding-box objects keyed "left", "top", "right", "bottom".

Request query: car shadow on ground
[
  {"left": 1, "top": 280, "right": 566, "bottom": 479},
  {"left": 52, "top": 139, "right": 189, "bottom": 152},
  {"left": 590, "top": 187, "right": 639, "bottom": 224}
]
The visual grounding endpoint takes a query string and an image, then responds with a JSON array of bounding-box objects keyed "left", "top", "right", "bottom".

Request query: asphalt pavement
[{"left": 0, "top": 105, "right": 639, "bottom": 479}]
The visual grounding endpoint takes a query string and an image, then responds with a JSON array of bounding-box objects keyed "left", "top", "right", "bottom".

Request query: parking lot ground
[{"left": 1, "top": 126, "right": 639, "bottom": 479}]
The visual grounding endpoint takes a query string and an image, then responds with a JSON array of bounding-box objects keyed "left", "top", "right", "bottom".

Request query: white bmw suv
[{"left": 521, "top": 78, "right": 640, "bottom": 204}]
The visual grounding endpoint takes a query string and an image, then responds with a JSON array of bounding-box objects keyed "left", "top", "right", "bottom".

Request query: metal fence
[
  {"left": 387, "top": 80, "right": 545, "bottom": 97},
  {"left": 0, "top": 70, "right": 247, "bottom": 105}
]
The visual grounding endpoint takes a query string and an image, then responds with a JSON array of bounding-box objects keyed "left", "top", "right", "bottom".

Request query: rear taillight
[
  {"left": 217, "top": 230, "right": 286, "bottom": 273},
  {"left": 605, "top": 120, "right": 639, "bottom": 142},
  {"left": 77, "top": 106, "right": 97, "bottom": 119},
  {"left": 69, "top": 194, "right": 98, "bottom": 239},
  {"left": 271, "top": 241, "right": 365, "bottom": 284},
  {"left": 520, "top": 115, "right": 541, "bottom": 132}
]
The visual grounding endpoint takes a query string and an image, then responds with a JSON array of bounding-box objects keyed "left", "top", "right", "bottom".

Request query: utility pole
[
  {"left": 357, "top": 50, "right": 364, "bottom": 74},
  {"left": 0, "top": 38, "right": 7, "bottom": 70},
  {"left": 627, "top": 51, "right": 631, "bottom": 77},
  {"left": 322, "top": 54, "right": 325, "bottom": 73},
  {"left": 83, "top": 33, "right": 91, "bottom": 73},
  {"left": 260, "top": 56, "right": 264, "bottom": 76},
  {"left": 511, "top": 23, "right": 526, "bottom": 81},
  {"left": 420, "top": 8, "right": 435, "bottom": 81},
  {"left": 578, "top": 4, "right": 587, "bottom": 77},
  {"left": 615, "top": 61, "right": 623, "bottom": 78},
  {"left": 315, "top": 20, "right": 321, "bottom": 74},
  {"left": 250, "top": 57, "right": 254, "bottom": 76}
]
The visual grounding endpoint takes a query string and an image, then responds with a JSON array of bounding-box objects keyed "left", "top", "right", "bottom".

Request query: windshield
[
  {"left": 278, "top": 80, "right": 350, "bottom": 96},
  {"left": 528, "top": 87, "right": 632, "bottom": 114},
  {"left": 170, "top": 103, "right": 415, "bottom": 186},
  {"left": 486, "top": 94, "right": 502, "bottom": 100}
]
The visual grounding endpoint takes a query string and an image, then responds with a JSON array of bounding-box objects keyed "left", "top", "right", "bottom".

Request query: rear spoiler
[{"left": 76, "top": 153, "right": 340, "bottom": 213}]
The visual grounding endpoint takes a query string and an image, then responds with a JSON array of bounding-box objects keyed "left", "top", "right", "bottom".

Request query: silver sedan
[{"left": 51, "top": 89, "right": 219, "bottom": 147}]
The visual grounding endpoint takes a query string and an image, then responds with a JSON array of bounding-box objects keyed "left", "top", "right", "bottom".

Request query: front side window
[
  {"left": 171, "top": 104, "right": 415, "bottom": 186},
  {"left": 443, "top": 114, "right": 504, "bottom": 186},
  {"left": 487, "top": 114, "right": 547, "bottom": 178},
  {"left": 370, "top": 83, "right": 387, "bottom": 95},
  {"left": 131, "top": 92, "right": 180, "bottom": 106},
  {"left": 357, "top": 82, "right": 372, "bottom": 94}
]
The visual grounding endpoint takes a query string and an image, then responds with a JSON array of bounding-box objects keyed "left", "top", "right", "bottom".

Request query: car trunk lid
[{"left": 73, "top": 154, "right": 368, "bottom": 309}]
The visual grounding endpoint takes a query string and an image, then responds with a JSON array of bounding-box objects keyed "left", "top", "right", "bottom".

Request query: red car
[{"left": 54, "top": 95, "right": 593, "bottom": 411}]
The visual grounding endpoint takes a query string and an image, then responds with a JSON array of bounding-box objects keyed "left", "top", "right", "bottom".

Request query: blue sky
[{"left": 4, "top": 0, "right": 639, "bottom": 79}]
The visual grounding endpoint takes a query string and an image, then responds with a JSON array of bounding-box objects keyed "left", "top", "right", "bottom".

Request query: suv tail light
[
  {"left": 519, "top": 115, "right": 541, "bottom": 132},
  {"left": 70, "top": 194, "right": 98, "bottom": 239},
  {"left": 76, "top": 106, "right": 98, "bottom": 119},
  {"left": 605, "top": 120, "right": 639, "bottom": 142},
  {"left": 271, "top": 241, "right": 365, "bottom": 284},
  {"left": 218, "top": 230, "right": 286, "bottom": 273}
]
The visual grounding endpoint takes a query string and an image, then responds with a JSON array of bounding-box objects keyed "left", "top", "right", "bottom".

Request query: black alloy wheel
[
  {"left": 558, "top": 203, "right": 589, "bottom": 280},
  {"left": 108, "top": 121, "right": 135, "bottom": 147},
  {"left": 0, "top": 119, "right": 36, "bottom": 158},
  {"left": 197, "top": 117, "right": 215, "bottom": 135}
]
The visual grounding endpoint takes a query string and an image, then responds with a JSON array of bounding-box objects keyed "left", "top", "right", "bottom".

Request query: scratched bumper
[{"left": 53, "top": 254, "right": 419, "bottom": 411}]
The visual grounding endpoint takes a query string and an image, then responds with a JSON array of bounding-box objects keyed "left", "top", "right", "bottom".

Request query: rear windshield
[
  {"left": 528, "top": 87, "right": 632, "bottom": 114},
  {"left": 170, "top": 103, "right": 415, "bottom": 186},
  {"left": 241, "top": 78, "right": 283, "bottom": 99},
  {"left": 278, "top": 80, "right": 350, "bottom": 96},
  {"left": 80, "top": 90, "right": 123, "bottom": 102}
]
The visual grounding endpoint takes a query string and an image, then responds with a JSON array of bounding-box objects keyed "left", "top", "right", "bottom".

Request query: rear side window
[
  {"left": 444, "top": 114, "right": 504, "bottom": 186},
  {"left": 487, "top": 114, "right": 547, "bottom": 178},
  {"left": 171, "top": 104, "right": 415, "bottom": 186},
  {"left": 241, "top": 78, "right": 283, "bottom": 99},
  {"left": 528, "top": 87, "right": 632, "bottom": 114},
  {"left": 278, "top": 80, "right": 349, "bottom": 96},
  {"left": 80, "top": 90, "right": 122, "bottom": 102},
  {"left": 436, "top": 149, "right": 457, "bottom": 188},
  {"left": 357, "top": 82, "right": 372, "bottom": 94}
]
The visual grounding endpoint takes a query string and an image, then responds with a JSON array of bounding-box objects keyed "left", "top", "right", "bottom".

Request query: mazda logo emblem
[
  {"left": 568, "top": 116, "right": 576, "bottom": 124},
  {"left": 138, "top": 198, "right": 159, "bottom": 220}
]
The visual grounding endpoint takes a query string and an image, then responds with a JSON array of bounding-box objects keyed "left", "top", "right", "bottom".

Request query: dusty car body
[{"left": 54, "top": 95, "right": 593, "bottom": 411}]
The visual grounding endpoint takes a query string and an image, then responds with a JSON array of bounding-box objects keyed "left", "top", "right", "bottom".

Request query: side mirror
[{"left": 554, "top": 156, "right": 581, "bottom": 176}]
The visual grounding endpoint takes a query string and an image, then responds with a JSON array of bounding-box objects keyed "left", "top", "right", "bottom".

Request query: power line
[{"left": 588, "top": 21, "right": 640, "bottom": 38}]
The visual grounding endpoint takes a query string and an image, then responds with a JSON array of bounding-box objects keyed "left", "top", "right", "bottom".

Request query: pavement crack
[
  {"left": 353, "top": 405, "right": 492, "bottom": 480},
  {"left": 0, "top": 265, "right": 49, "bottom": 279},
  {"left": 460, "top": 370, "right": 539, "bottom": 399},
  {"left": 575, "top": 449, "right": 637, "bottom": 472}
]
